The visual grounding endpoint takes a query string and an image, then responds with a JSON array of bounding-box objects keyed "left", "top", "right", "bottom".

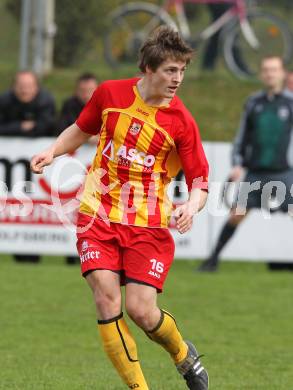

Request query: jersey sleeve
[
  {"left": 175, "top": 116, "right": 209, "bottom": 191},
  {"left": 76, "top": 83, "right": 106, "bottom": 135},
  {"left": 231, "top": 97, "right": 253, "bottom": 167}
]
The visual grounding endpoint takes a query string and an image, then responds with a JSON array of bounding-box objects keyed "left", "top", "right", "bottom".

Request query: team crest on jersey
[
  {"left": 278, "top": 106, "right": 289, "bottom": 120},
  {"left": 129, "top": 122, "right": 142, "bottom": 135}
]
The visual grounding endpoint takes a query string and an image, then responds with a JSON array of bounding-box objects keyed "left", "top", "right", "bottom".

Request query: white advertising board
[{"left": 0, "top": 138, "right": 292, "bottom": 260}]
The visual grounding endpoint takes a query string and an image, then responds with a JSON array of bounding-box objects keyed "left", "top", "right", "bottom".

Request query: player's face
[
  {"left": 76, "top": 79, "right": 98, "bottom": 104},
  {"left": 260, "top": 58, "right": 286, "bottom": 90},
  {"left": 13, "top": 73, "right": 39, "bottom": 103},
  {"left": 147, "top": 59, "right": 186, "bottom": 99}
]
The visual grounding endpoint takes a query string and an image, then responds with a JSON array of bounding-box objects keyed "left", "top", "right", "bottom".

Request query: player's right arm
[
  {"left": 30, "top": 123, "right": 92, "bottom": 174},
  {"left": 31, "top": 82, "right": 106, "bottom": 174}
]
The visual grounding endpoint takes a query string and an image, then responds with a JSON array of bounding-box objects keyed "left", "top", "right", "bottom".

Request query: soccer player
[
  {"left": 198, "top": 56, "right": 293, "bottom": 272},
  {"left": 31, "top": 27, "right": 209, "bottom": 389}
]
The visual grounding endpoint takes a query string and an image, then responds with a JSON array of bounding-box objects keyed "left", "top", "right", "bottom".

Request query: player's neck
[{"left": 137, "top": 78, "right": 171, "bottom": 107}]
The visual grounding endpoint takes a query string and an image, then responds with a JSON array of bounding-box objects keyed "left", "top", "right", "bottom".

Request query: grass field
[{"left": 1, "top": 256, "right": 292, "bottom": 389}]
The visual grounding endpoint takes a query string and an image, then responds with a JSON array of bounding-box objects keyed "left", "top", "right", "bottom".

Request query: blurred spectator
[
  {"left": 0, "top": 71, "right": 55, "bottom": 137},
  {"left": 202, "top": 2, "right": 247, "bottom": 73},
  {"left": 287, "top": 71, "right": 293, "bottom": 92},
  {"left": 202, "top": 3, "right": 231, "bottom": 70},
  {"left": 57, "top": 72, "right": 98, "bottom": 133},
  {"left": 57, "top": 72, "right": 98, "bottom": 265},
  {"left": 0, "top": 70, "right": 56, "bottom": 263}
]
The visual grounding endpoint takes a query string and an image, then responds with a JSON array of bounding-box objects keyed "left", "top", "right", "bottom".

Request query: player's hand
[
  {"left": 174, "top": 202, "right": 195, "bottom": 234},
  {"left": 30, "top": 149, "right": 54, "bottom": 174},
  {"left": 230, "top": 165, "right": 243, "bottom": 182}
]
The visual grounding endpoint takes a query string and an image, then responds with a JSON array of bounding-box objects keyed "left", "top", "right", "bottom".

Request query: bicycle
[{"left": 103, "top": 0, "right": 293, "bottom": 78}]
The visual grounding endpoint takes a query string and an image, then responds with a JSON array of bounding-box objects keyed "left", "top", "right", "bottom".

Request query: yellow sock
[
  {"left": 147, "top": 309, "right": 188, "bottom": 364},
  {"left": 98, "top": 313, "right": 149, "bottom": 389}
]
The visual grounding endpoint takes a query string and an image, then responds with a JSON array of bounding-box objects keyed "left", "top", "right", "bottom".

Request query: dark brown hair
[{"left": 138, "top": 26, "right": 194, "bottom": 72}]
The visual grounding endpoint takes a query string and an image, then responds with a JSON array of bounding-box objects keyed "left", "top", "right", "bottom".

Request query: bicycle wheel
[
  {"left": 222, "top": 11, "right": 293, "bottom": 79},
  {"left": 103, "top": 2, "right": 177, "bottom": 68}
]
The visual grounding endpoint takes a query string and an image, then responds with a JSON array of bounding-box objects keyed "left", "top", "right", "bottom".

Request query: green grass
[
  {"left": 1, "top": 256, "right": 292, "bottom": 389},
  {"left": 0, "top": 1, "right": 19, "bottom": 76}
]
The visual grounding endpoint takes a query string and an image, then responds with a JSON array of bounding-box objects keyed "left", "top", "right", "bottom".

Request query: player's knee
[
  {"left": 126, "top": 303, "right": 152, "bottom": 329},
  {"left": 94, "top": 291, "right": 121, "bottom": 315}
]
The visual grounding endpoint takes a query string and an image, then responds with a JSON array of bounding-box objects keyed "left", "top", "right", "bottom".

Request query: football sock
[
  {"left": 146, "top": 309, "right": 188, "bottom": 364},
  {"left": 98, "top": 313, "right": 149, "bottom": 389},
  {"left": 209, "top": 221, "right": 237, "bottom": 264}
]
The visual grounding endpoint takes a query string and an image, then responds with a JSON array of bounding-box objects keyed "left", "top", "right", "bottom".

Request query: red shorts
[{"left": 76, "top": 212, "right": 175, "bottom": 292}]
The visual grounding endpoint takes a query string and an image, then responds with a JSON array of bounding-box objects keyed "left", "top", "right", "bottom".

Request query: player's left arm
[{"left": 174, "top": 115, "right": 209, "bottom": 234}]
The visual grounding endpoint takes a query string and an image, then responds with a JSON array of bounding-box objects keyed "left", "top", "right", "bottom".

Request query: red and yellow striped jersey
[{"left": 76, "top": 78, "right": 208, "bottom": 228}]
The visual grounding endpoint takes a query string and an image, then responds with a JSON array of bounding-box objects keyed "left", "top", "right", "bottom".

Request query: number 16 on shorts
[{"left": 148, "top": 259, "right": 164, "bottom": 279}]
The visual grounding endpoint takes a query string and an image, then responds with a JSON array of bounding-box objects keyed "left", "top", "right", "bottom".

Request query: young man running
[{"left": 31, "top": 27, "right": 209, "bottom": 389}]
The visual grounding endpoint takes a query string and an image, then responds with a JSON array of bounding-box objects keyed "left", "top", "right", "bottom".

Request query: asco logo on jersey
[{"left": 102, "top": 140, "right": 155, "bottom": 168}]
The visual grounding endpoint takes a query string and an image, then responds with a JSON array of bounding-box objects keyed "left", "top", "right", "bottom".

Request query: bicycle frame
[{"left": 162, "top": 0, "right": 259, "bottom": 49}]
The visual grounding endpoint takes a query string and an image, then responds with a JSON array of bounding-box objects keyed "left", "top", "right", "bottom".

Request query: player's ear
[{"left": 145, "top": 65, "right": 154, "bottom": 75}]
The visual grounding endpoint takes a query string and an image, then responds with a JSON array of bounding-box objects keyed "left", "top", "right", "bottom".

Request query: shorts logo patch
[
  {"left": 81, "top": 240, "right": 89, "bottom": 252},
  {"left": 80, "top": 250, "right": 100, "bottom": 263}
]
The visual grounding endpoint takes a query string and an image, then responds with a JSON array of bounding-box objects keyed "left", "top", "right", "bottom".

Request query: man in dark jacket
[
  {"left": 198, "top": 56, "right": 293, "bottom": 271},
  {"left": 0, "top": 70, "right": 55, "bottom": 137},
  {"left": 0, "top": 70, "right": 56, "bottom": 262},
  {"left": 202, "top": 2, "right": 248, "bottom": 74}
]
